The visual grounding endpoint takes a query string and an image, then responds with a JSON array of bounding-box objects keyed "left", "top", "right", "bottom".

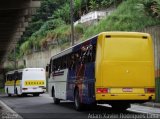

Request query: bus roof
[
  {"left": 6, "top": 68, "right": 45, "bottom": 74},
  {"left": 51, "top": 34, "right": 98, "bottom": 60},
  {"left": 50, "top": 32, "right": 150, "bottom": 60}
]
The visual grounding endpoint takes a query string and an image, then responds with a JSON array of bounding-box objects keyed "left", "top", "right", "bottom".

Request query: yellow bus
[
  {"left": 5, "top": 68, "right": 46, "bottom": 96},
  {"left": 47, "top": 32, "right": 155, "bottom": 110}
]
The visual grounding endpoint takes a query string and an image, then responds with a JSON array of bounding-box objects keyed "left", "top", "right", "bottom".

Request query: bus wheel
[
  {"left": 74, "top": 89, "right": 83, "bottom": 111},
  {"left": 52, "top": 89, "right": 60, "bottom": 104},
  {"left": 15, "top": 88, "right": 18, "bottom": 95},
  {"left": 7, "top": 88, "right": 11, "bottom": 97},
  {"left": 22, "top": 93, "right": 27, "bottom": 97},
  {"left": 33, "top": 93, "right": 40, "bottom": 96}
]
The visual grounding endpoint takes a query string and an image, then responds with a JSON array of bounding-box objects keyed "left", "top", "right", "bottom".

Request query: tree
[
  {"left": 137, "top": 0, "right": 160, "bottom": 18},
  {"left": 53, "top": 3, "right": 70, "bottom": 23},
  {"left": 89, "top": 0, "right": 99, "bottom": 10}
]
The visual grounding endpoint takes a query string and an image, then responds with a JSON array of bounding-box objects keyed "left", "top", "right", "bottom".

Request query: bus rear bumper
[
  {"left": 22, "top": 87, "right": 46, "bottom": 94},
  {"left": 96, "top": 93, "right": 155, "bottom": 102}
]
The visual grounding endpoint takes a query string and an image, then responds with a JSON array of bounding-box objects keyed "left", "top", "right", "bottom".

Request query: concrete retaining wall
[
  {"left": 3, "top": 26, "right": 160, "bottom": 71},
  {"left": 24, "top": 47, "right": 61, "bottom": 68}
]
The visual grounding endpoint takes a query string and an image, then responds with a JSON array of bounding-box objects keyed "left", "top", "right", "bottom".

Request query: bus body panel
[
  {"left": 53, "top": 69, "right": 68, "bottom": 100},
  {"left": 21, "top": 68, "right": 46, "bottom": 94},
  {"left": 48, "top": 69, "right": 70, "bottom": 100},
  {"left": 48, "top": 36, "right": 97, "bottom": 104},
  {"left": 102, "top": 61, "right": 154, "bottom": 87},
  {"left": 95, "top": 34, "right": 104, "bottom": 88},
  {"left": 67, "top": 62, "right": 96, "bottom": 104},
  {"left": 95, "top": 32, "right": 155, "bottom": 101}
]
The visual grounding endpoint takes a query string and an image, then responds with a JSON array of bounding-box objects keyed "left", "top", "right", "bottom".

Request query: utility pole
[
  {"left": 70, "top": 0, "right": 74, "bottom": 46},
  {"left": 14, "top": 47, "right": 17, "bottom": 70}
]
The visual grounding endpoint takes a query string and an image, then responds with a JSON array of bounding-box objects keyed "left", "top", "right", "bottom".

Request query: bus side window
[
  {"left": 80, "top": 46, "right": 89, "bottom": 64},
  {"left": 85, "top": 45, "right": 91, "bottom": 63},
  {"left": 68, "top": 54, "right": 72, "bottom": 70},
  {"left": 71, "top": 54, "right": 76, "bottom": 69},
  {"left": 49, "top": 60, "right": 51, "bottom": 73},
  {"left": 14, "top": 71, "right": 19, "bottom": 80},
  {"left": 6, "top": 75, "right": 8, "bottom": 81},
  {"left": 19, "top": 73, "right": 22, "bottom": 80},
  {"left": 8, "top": 75, "right": 10, "bottom": 81},
  {"left": 56, "top": 59, "right": 59, "bottom": 71},
  {"left": 92, "top": 45, "right": 96, "bottom": 62},
  {"left": 61, "top": 56, "right": 66, "bottom": 70},
  {"left": 53, "top": 59, "right": 57, "bottom": 71},
  {"left": 63, "top": 56, "right": 67, "bottom": 69},
  {"left": 11, "top": 74, "right": 13, "bottom": 81},
  {"left": 10, "top": 74, "right": 13, "bottom": 81},
  {"left": 86, "top": 45, "right": 96, "bottom": 63},
  {"left": 75, "top": 51, "right": 81, "bottom": 65},
  {"left": 52, "top": 59, "right": 55, "bottom": 72},
  {"left": 66, "top": 55, "right": 70, "bottom": 69},
  {"left": 58, "top": 58, "right": 61, "bottom": 70},
  {"left": 81, "top": 44, "right": 96, "bottom": 63},
  {"left": 52, "top": 64, "right": 56, "bottom": 72}
]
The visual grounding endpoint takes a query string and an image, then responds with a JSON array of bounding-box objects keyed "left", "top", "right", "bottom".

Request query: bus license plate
[{"left": 122, "top": 88, "right": 133, "bottom": 92}]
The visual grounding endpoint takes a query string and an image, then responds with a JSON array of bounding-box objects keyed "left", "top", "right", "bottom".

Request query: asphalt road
[{"left": 0, "top": 94, "right": 159, "bottom": 119}]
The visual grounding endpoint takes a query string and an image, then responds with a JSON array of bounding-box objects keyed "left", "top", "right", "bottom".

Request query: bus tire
[
  {"left": 52, "top": 88, "right": 60, "bottom": 104},
  {"left": 15, "top": 88, "right": 18, "bottom": 95},
  {"left": 22, "top": 93, "right": 27, "bottom": 97},
  {"left": 74, "top": 89, "right": 83, "bottom": 111},
  {"left": 7, "top": 88, "right": 11, "bottom": 97},
  {"left": 33, "top": 93, "right": 40, "bottom": 96}
]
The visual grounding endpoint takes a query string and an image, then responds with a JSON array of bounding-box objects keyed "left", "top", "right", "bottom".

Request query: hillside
[
  {"left": 83, "top": 0, "right": 160, "bottom": 39},
  {"left": 7, "top": 0, "right": 160, "bottom": 64}
]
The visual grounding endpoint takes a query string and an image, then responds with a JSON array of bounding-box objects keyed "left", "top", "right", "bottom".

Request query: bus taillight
[
  {"left": 145, "top": 88, "right": 155, "bottom": 93},
  {"left": 96, "top": 88, "right": 109, "bottom": 93},
  {"left": 39, "top": 86, "right": 46, "bottom": 89}
]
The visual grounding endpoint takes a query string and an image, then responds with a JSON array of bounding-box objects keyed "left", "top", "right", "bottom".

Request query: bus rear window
[{"left": 104, "top": 38, "right": 152, "bottom": 61}]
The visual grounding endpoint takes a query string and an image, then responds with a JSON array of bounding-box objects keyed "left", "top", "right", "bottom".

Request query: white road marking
[{"left": 0, "top": 100, "right": 23, "bottom": 119}]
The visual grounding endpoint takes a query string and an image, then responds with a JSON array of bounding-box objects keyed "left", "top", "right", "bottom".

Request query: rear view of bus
[
  {"left": 22, "top": 68, "right": 46, "bottom": 96},
  {"left": 95, "top": 32, "right": 155, "bottom": 110}
]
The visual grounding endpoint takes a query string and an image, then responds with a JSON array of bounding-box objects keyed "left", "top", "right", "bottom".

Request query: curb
[
  {"left": 135, "top": 102, "right": 160, "bottom": 109},
  {"left": 0, "top": 100, "right": 23, "bottom": 119},
  {"left": 141, "top": 102, "right": 160, "bottom": 108}
]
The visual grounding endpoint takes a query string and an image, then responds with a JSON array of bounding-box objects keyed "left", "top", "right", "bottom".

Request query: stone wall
[{"left": 140, "top": 26, "right": 160, "bottom": 78}]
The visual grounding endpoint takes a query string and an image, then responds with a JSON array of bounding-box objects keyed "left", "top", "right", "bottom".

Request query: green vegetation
[
  {"left": 18, "top": 0, "right": 119, "bottom": 55},
  {"left": 0, "top": 88, "right": 5, "bottom": 94},
  {"left": 16, "top": 0, "right": 160, "bottom": 56},
  {"left": 83, "top": 0, "right": 160, "bottom": 39}
]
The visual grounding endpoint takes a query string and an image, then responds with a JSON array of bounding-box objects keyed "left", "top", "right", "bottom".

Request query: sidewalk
[
  {"left": 0, "top": 98, "right": 23, "bottom": 119},
  {"left": 140, "top": 101, "right": 160, "bottom": 108}
]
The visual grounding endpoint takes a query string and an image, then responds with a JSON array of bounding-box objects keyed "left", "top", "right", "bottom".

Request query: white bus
[{"left": 5, "top": 68, "right": 46, "bottom": 96}]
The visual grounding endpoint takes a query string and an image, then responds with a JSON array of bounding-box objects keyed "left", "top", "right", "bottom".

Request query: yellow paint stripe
[
  {"left": 5, "top": 80, "right": 20, "bottom": 86},
  {"left": 25, "top": 80, "right": 45, "bottom": 86}
]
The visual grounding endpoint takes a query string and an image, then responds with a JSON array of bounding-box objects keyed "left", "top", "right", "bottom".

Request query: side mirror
[{"left": 46, "top": 64, "right": 49, "bottom": 72}]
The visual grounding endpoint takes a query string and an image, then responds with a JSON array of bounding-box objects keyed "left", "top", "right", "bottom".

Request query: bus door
[{"left": 14, "top": 71, "right": 18, "bottom": 94}]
